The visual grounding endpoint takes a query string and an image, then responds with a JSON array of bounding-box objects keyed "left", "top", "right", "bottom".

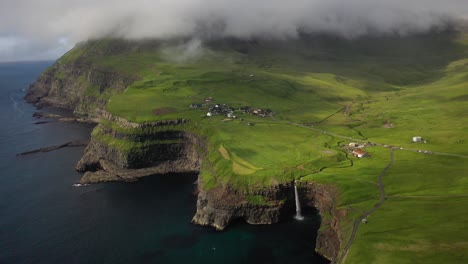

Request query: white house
[{"left": 413, "top": 136, "right": 422, "bottom": 143}]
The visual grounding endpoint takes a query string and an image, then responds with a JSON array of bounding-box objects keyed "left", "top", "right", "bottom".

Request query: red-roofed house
[{"left": 352, "top": 149, "right": 368, "bottom": 158}]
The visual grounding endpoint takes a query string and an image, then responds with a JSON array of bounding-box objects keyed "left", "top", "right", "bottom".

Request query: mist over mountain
[{"left": 1, "top": 0, "right": 468, "bottom": 61}]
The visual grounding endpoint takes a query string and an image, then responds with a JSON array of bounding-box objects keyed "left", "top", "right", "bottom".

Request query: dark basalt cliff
[
  {"left": 25, "top": 41, "right": 342, "bottom": 262},
  {"left": 24, "top": 54, "right": 136, "bottom": 117},
  {"left": 192, "top": 180, "right": 341, "bottom": 262},
  {"left": 303, "top": 182, "right": 343, "bottom": 261},
  {"left": 192, "top": 184, "right": 291, "bottom": 230},
  {"left": 75, "top": 112, "right": 202, "bottom": 184}
]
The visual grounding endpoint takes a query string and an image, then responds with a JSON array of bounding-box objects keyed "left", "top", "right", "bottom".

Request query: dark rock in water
[
  {"left": 33, "top": 111, "right": 97, "bottom": 124},
  {"left": 34, "top": 121, "right": 53, "bottom": 125},
  {"left": 17, "top": 140, "right": 89, "bottom": 156},
  {"left": 33, "top": 112, "right": 61, "bottom": 119}
]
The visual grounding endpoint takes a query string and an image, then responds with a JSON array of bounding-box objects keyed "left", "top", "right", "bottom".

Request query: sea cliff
[{"left": 25, "top": 39, "right": 343, "bottom": 262}]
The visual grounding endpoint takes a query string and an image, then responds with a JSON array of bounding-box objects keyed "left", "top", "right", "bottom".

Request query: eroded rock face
[
  {"left": 76, "top": 136, "right": 196, "bottom": 170},
  {"left": 303, "top": 182, "right": 342, "bottom": 262},
  {"left": 25, "top": 60, "right": 136, "bottom": 117},
  {"left": 75, "top": 108, "right": 199, "bottom": 180},
  {"left": 192, "top": 181, "right": 341, "bottom": 262},
  {"left": 192, "top": 184, "right": 289, "bottom": 230},
  {"left": 76, "top": 129, "right": 203, "bottom": 184}
]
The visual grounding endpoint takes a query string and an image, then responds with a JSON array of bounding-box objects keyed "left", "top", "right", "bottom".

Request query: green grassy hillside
[{"left": 61, "top": 31, "right": 468, "bottom": 263}]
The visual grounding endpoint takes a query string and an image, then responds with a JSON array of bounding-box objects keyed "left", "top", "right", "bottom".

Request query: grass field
[{"left": 62, "top": 31, "right": 468, "bottom": 263}]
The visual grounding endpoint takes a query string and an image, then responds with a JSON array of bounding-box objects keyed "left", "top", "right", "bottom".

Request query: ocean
[{"left": 0, "top": 61, "right": 328, "bottom": 264}]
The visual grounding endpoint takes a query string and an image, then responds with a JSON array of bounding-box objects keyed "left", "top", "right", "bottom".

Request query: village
[
  {"left": 191, "top": 98, "right": 438, "bottom": 158},
  {"left": 189, "top": 96, "right": 273, "bottom": 122},
  {"left": 344, "top": 135, "right": 434, "bottom": 159}
]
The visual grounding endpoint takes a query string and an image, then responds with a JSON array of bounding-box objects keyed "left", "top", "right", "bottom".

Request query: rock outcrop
[
  {"left": 192, "top": 180, "right": 342, "bottom": 262},
  {"left": 76, "top": 132, "right": 203, "bottom": 183},
  {"left": 75, "top": 111, "right": 202, "bottom": 183},
  {"left": 25, "top": 53, "right": 136, "bottom": 117},
  {"left": 192, "top": 184, "right": 293, "bottom": 230},
  {"left": 303, "top": 182, "right": 342, "bottom": 262}
]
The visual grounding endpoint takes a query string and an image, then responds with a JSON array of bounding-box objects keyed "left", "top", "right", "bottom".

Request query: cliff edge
[{"left": 25, "top": 39, "right": 343, "bottom": 262}]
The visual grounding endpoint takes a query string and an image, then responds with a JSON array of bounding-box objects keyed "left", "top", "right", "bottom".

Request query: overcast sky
[{"left": 1, "top": 0, "right": 467, "bottom": 62}]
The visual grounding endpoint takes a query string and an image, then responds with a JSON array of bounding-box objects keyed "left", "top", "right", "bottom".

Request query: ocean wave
[{"left": 72, "top": 183, "right": 89, "bottom": 187}]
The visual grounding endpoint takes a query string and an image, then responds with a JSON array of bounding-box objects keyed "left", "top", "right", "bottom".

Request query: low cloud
[
  {"left": 161, "top": 38, "right": 208, "bottom": 63},
  {"left": 1, "top": 0, "right": 467, "bottom": 61}
]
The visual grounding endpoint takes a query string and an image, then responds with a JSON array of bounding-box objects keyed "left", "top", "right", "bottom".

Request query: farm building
[
  {"left": 413, "top": 136, "right": 422, "bottom": 143},
  {"left": 352, "top": 149, "right": 368, "bottom": 158}
]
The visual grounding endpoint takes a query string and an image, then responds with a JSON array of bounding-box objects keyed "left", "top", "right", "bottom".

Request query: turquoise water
[{"left": 0, "top": 61, "right": 328, "bottom": 264}]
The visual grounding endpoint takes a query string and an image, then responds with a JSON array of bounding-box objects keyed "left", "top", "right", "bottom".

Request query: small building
[
  {"left": 349, "top": 142, "right": 358, "bottom": 148},
  {"left": 352, "top": 149, "right": 368, "bottom": 158},
  {"left": 413, "top": 136, "right": 422, "bottom": 143},
  {"left": 205, "top": 97, "right": 213, "bottom": 102},
  {"left": 189, "top": 104, "right": 203, "bottom": 108},
  {"left": 227, "top": 113, "right": 236, "bottom": 118},
  {"left": 206, "top": 112, "right": 212, "bottom": 117}
]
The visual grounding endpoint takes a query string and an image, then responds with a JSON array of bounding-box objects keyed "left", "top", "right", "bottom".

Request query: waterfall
[{"left": 294, "top": 183, "right": 304, "bottom": 220}]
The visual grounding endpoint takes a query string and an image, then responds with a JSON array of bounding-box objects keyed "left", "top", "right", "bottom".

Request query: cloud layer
[{"left": 1, "top": 0, "right": 467, "bottom": 61}]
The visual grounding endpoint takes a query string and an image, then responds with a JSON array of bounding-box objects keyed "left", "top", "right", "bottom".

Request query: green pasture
[{"left": 58, "top": 31, "right": 468, "bottom": 263}]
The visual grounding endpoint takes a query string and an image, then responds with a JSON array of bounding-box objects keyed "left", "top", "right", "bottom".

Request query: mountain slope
[{"left": 27, "top": 30, "right": 468, "bottom": 263}]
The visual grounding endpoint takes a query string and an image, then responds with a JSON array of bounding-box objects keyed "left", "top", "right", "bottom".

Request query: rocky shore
[
  {"left": 25, "top": 55, "right": 342, "bottom": 263},
  {"left": 24, "top": 55, "right": 137, "bottom": 118}
]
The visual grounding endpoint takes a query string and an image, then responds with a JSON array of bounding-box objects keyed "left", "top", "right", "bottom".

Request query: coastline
[
  {"left": 25, "top": 67, "right": 342, "bottom": 262},
  {"left": 25, "top": 48, "right": 341, "bottom": 262},
  {"left": 16, "top": 30, "right": 468, "bottom": 263}
]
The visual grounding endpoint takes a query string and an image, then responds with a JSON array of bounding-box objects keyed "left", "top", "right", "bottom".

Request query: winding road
[
  {"left": 293, "top": 120, "right": 467, "bottom": 263},
  {"left": 337, "top": 148, "right": 394, "bottom": 263},
  {"left": 276, "top": 113, "right": 467, "bottom": 263}
]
